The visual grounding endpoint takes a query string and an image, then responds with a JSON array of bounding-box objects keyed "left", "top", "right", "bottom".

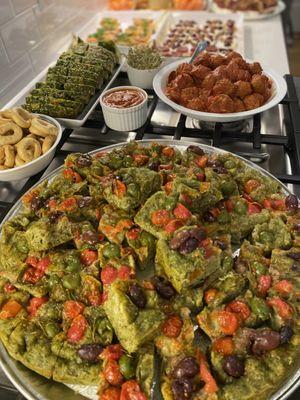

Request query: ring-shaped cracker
[
  {"left": 15, "top": 154, "right": 26, "bottom": 167},
  {"left": 16, "top": 137, "right": 41, "bottom": 163},
  {"left": 10, "top": 107, "right": 32, "bottom": 128},
  {"left": 0, "top": 122, "right": 23, "bottom": 145},
  {"left": 0, "top": 145, "right": 15, "bottom": 168},
  {"left": 29, "top": 117, "right": 58, "bottom": 137},
  {"left": 42, "top": 135, "right": 56, "bottom": 154}
]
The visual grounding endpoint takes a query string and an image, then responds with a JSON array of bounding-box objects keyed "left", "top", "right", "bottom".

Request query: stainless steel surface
[{"left": 0, "top": 139, "right": 299, "bottom": 400}]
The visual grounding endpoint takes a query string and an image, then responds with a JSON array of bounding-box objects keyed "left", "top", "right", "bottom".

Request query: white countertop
[{"left": 244, "top": 15, "right": 289, "bottom": 75}]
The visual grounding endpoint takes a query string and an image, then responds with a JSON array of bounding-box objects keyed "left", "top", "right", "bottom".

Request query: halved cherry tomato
[
  {"left": 67, "top": 314, "right": 88, "bottom": 343},
  {"left": 101, "top": 266, "right": 118, "bottom": 285},
  {"left": 267, "top": 297, "right": 293, "bottom": 320},
  {"left": 59, "top": 197, "right": 77, "bottom": 212},
  {"left": 196, "top": 172, "right": 206, "bottom": 181},
  {"left": 87, "top": 291, "right": 102, "bottom": 306},
  {"left": 0, "top": 300, "right": 22, "bottom": 319},
  {"left": 104, "top": 360, "right": 123, "bottom": 386},
  {"left": 218, "top": 310, "right": 239, "bottom": 335},
  {"left": 36, "top": 257, "right": 50, "bottom": 272},
  {"left": 151, "top": 209, "right": 170, "bottom": 226},
  {"left": 47, "top": 198, "right": 57, "bottom": 211},
  {"left": 126, "top": 228, "right": 141, "bottom": 240},
  {"left": 226, "top": 300, "right": 251, "bottom": 321},
  {"left": 272, "top": 199, "right": 286, "bottom": 211},
  {"left": 263, "top": 199, "right": 273, "bottom": 209},
  {"left": 164, "top": 219, "right": 183, "bottom": 233},
  {"left": 162, "top": 146, "right": 175, "bottom": 157},
  {"left": 22, "top": 190, "right": 39, "bottom": 205},
  {"left": 4, "top": 283, "right": 15, "bottom": 293},
  {"left": 180, "top": 194, "right": 192, "bottom": 205},
  {"left": 101, "top": 387, "right": 121, "bottom": 400},
  {"left": 164, "top": 181, "right": 173, "bottom": 194},
  {"left": 22, "top": 267, "right": 44, "bottom": 284},
  {"left": 120, "top": 380, "right": 147, "bottom": 400},
  {"left": 26, "top": 256, "right": 39, "bottom": 268},
  {"left": 196, "top": 155, "right": 208, "bottom": 168},
  {"left": 196, "top": 350, "right": 218, "bottom": 394},
  {"left": 204, "top": 288, "right": 218, "bottom": 304},
  {"left": 80, "top": 249, "right": 98, "bottom": 266},
  {"left": 63, "top": 300, "right": 85, "bottom": 319},
  {"left": 101, "top": 344, "right": 123, "bottom": 361},
  {"left": 257, "top": 274, "right": 272, "bottom": 297},
  {"left": 248, "top": 202, "right": 262, "bottom": 214},
  {"left": 133, "top": 154, "right": 149, "bottom": 166},
  {"left": 210, "top": 208, "right": 221, "bottom": 218},
  {"left": 115, "top": 180, "right": 127, "bottom": 197},
  {"left": 173, "top": 203, "right": 192, "bottom": 220},
  {"left": 118, "top": 266, "right": 133, "bottom": 281},
  {"left": 27, "top": 297, "right": 48, "bottom": 317},
  {"left": 212, "top": 337, "right": 234, "bottom": 356},
  {"left": 244, "top": 179, "right": 261, "bottom": 194},
  {"left": 63, "top": 168, "right": 82, "bottom": 183},
  {"left": 162, "top": 314, "right": 183, "bottom": 338},
  {"left": 274, "top": 280, "right": 294, "bottom": 296}
]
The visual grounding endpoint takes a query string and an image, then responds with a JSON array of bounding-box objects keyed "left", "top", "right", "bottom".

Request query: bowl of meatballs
[{"left": 153, "top": 51, "right": 287, "bottom": 122}]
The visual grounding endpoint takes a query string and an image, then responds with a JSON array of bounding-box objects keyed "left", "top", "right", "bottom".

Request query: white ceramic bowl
[
  {"left": 100, "top": 86, "right": 148, "bottom": 131},
  {"left": 126, "top": 63, "right": 163, "bottom": 89},
  {"left": 153, "top": 58, "right": 287, "bottom": 123},
  {"left": 0, "top": 114, "right": 62, "bottom": 182}
]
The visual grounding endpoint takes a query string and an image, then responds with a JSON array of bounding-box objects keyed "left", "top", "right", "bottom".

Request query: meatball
[
  {"left": 213, "top": 65, "right": 230, "bottom": 80},
  {"left": 172, "top": 73, "right": 194, "bottom": 89},
  {"left": 209, "top": 54, "right": 226, "bottom": 69},
  {"left": 180, "top": 86, "right": 199, "bottom": 106},
  {"left": 227, "top": 63, "right": 251, "bottom": 82},
  {"left": 193, "top": 52, "right": 212, "bottom": 67},
  {"left": 201, "top": 73, "right": 217, "bottom": 90},
  {"left": 251, "top": 74, "right": 269, "bottom": 94},
  {"left": 225, "top": 51, "right": 243, "bottom": 64},
  {"left": 176, "top": 63, "right": 193, "bottom": 76},
  {"left": 208, "top": 94, "right": 235, "bottom": 113},
  {"left": 234, "top": 80, "right": 252, "bottom": 98},
  {"left": 165, "top": 86, "right": 181, "bottom": 103},
  {"left": 190, "top": 65, "right": 211, "bottom": 85},
  {"left": 212, "top": 78, "right": 235, "bottom": 96},
  {"left": 248, "top": 62, "right": 263, "bottom": 75},
  {"left": 168, "top": 71, "right": 177, "bottom": 85},
  {"left": 186, "top": 96, "right": 207, "bottom": 111},
  {"left": 233, "top": 98, "right": 246, "bottom": 112},
  {"left": 243, "top": 93, "right": 264, "bottom": 110},
  {"left": 263, "top": 88, "right": 272, "bottom": 102}
]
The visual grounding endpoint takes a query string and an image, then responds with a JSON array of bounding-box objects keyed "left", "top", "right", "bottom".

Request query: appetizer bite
[
  {"left": 214, "top": 0, "right": 278, "bottom": 14},
  {"left": 165, "top": 51, "right": 273, "bottom": 113}
]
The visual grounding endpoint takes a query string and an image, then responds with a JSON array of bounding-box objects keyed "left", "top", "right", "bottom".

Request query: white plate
[
  {"left": 153, "top": 58, "right": 287, "bottom": 123},
  {"left": 156, "top": 11, "right": 244, "bottom": 57},
  {"left": 210, "top": 0, "right": 285, "bottom": 21}
]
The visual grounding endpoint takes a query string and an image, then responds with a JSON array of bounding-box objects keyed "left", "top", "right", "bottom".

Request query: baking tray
[
  {"left": 3, "top": 60, "right": 124, "bottom": 129},
  {"left": 156, "top": 11, "right": 244, "bottom": 58},
  {"left": 0, "top": 139, "right": 299, "bottom": 400}
]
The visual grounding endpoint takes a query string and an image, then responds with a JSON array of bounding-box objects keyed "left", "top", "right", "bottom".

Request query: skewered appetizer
[
  {"left": 214, "top": 0, "right": 278, "bottom": 14},
  {"left": 165, "top": 51, "right": 272, "bottom": 113},
  {"left": 0, "top": 141, "right": 299, "bottom": 400},
  {"left": 0, "top": 107, "right": 58, "bottom": 169},
  {"left": 24, "top": 39, "right": 118, "bottom": 119}
]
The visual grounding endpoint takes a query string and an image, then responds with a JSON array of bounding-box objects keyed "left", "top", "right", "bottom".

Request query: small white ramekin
[
  {"left": 100, "top": 86, "right": 148, "bottom": 131},
  {"left": 127, "top": 63, "right": 162, "bottom": 90}
]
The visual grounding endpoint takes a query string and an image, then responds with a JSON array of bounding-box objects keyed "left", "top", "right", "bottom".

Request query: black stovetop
[{"left": 0, "top": 72, "right": 300, "bottom": 399}]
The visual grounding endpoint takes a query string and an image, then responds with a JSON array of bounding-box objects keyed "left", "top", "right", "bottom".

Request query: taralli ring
[
  {"left": 15, "top": 137, "right": 42, "bottom": 163},
  {"left": 0, "top": 145, "right": 15, "bottom": 168},
  {"left": 10, "top": 107, "right": 32, "bottom": 128},
  {"left": 14, "top": 153, "right": 26, "bottom": 167},
  {"left": 29, "top": 117, "right": 58, "bottom": 137},
  {"left": 42, "top": 135, "right": 56, "bottom": 154},
  {"left": 0, "top": 122, "right": 23, "bottom": 145}
]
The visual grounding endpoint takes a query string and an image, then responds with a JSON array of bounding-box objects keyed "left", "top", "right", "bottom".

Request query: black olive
[
  {"left": 187, "top": 145, "right": 204, "bottom": 156},
  {"left": 291, "top": 264, "right": 300, "bottom": 272},
  {"left": 285, "top": 194, "right": 298, "bottom": 211},
  {"left": 169, "top": 230, "right": 191, "bottom": 250},
  {"left": 222, "top": 355, "right": 245, "bottom": 378},
  {"left": 171, "top": 378, "right": 194, "bottom": 400},
  {"left": 189, "top": 227, "right": 207, "bottom": 241},
  {"left": 81, "top": 230, "right": 99, "bottom": 245},
  {"left": 148, "top": 161, "right": 160, "bottom": 171},
  {"left": 31, "top": 197, "right": 43, "bottom": 212},
  {"left": 77, "top": 196, "right": 92, "bottom": 208},
  {"left": 251, "top": 329, "right": 280, "bottom": 355},
  {"left": 77, "top": 154, "right": 92, "bottom": 167},
  {"left": 279, "top": 325, "right": 294, "bottom": 344},
  {"left": 173, "top": 357, "right": 199, "bottom": 379},
  {"left": 203, "top": 211, "right": 216, "bottom": 222},
  {"left": 207, "top": 159, "right": 223, "bottom": 168},
  {"left": 287, "top": 252, "right": 300, "bottom": 260},
  {"left": 78, "top": 344, "right": 103, "bottom": 362},
  {"left": 49, "top": 211, "right": 63, "bottom": 224},
  {"left": 213, "top": 166, "right": 228, "bottom": 174},
  {"left": 178, "top": 237, "right": 199, "bottom": 254},
  {"left": 151, "top": 276, "right": 176, "bottom": 300},
  {"left": 214, "top": 239, "right": 227, "bottom": 250},
  {"left": 128, "top": 283, "right": 147, "bottom": 309}
]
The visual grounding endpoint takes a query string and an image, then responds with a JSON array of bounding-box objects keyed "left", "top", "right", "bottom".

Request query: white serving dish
[
  {"left": 210, "top": 0, "right": 285, "bottom": 21},
  {"left": 126, "top": 62, "right": 165, "bottom": 89},
  {"left": 0, "top": 114, "right": 62, "bottom": 181},
  {"left": 153, "top": 58, "right": 287, "bottom": 123},
  {"left": 155, "top": 11, "right": 244, "bottom": 58},
  {"left": 100, "top": 86, "right": 148, "bottom": 131}
]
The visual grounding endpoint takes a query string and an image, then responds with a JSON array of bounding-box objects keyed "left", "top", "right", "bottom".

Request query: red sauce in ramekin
[{"left": 103, "top": 89, "right": 145, "bottom": 109}]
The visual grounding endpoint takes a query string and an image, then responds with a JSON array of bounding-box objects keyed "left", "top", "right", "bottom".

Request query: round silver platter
[{"left": 0, "top": 140, "right": 299, "bottom": 400}]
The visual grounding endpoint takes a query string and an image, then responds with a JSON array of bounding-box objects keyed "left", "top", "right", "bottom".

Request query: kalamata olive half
[
  {"left": 287, "top": 252, "right": 300, "bottom": 260},
  {"left": 148, "top": 161, "right": 160, "bottom": 171},
  {"left": 128, "top": 283, "right": 147, "bottom": 309},
  {"left": 49, "top": 211, "right": 63, "bottom": 224},
  {"left": 189, "top": 227, "right": 207, "bottom": 241},
  {"left": 81, "top": 230, "right": 99, "bottom": 245},
  {"left": 187, "top": 145, "right": 204, "bottom": 156},
  {"left": 279, "top": 325, "right": 294, "bottom": 344},
  {"left": 207, "top": 159, "right": 223, "bottom": 168},
  {"left": 285, "top": 194, "right": 298, "bottom": 211},
  {"left": 251, "top": 329, "right": 280, "bottom": 355},
  {"left": 222, "top": 355, "right": 245, "bottom": 378},
  {"left": 151, "top": 276, "right": 176, "bottom": 300},
  {"left": 171, "top": 378, "right": 194, "bottom": 400},
  {"left": 178, "top": 237, "right": 199, "bottom": 254},
  {"left": 77, "top": 196, "right": 92, "bottom": 208},
  {"left": 78, "top": 344, "right": 103, "bottom": 362},
  {"left": 31, "top": 197, "right": 43, "bottom": 212},
  {"left": 173, "top": 357, "right": 199, "bottom": 379},
  {"left": 213, "top": 166, "right": 228, "bottom": 174},
  {"left": 77, "top": 154, "right": 92, "bottom": 167},
  {"left": 169, "top": 230, "right": 191, "bottom": 250}
]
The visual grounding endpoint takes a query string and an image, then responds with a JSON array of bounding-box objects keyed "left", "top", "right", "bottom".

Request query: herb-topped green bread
[{"left": 0, "top": 141, "right": 299, "bottom": 400}]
